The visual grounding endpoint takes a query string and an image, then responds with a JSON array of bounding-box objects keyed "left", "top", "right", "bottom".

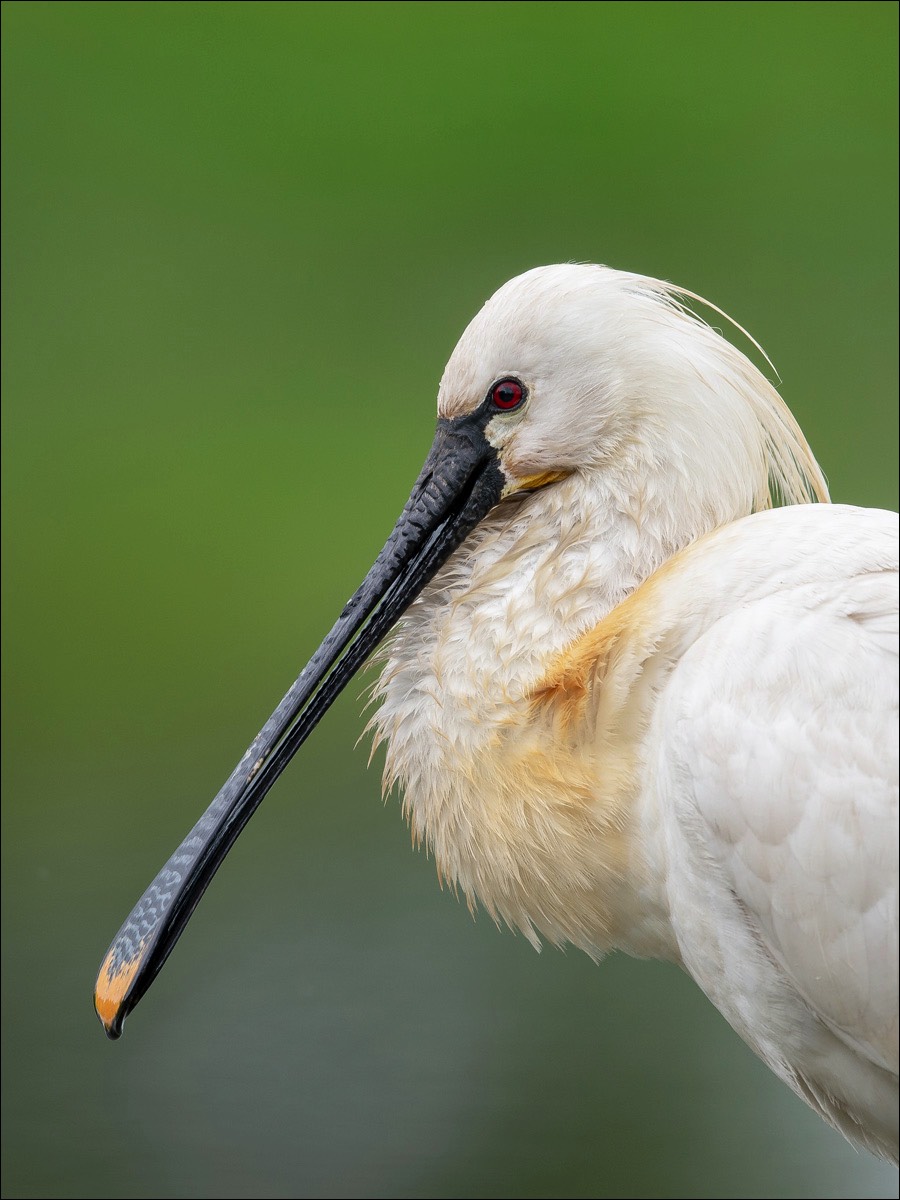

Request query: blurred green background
[{"left": 2, "top": 2, "right": 897, "bottom": 1197}]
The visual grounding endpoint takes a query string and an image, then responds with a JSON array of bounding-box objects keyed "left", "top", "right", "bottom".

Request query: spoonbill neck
[{"left": 370, "top": 467, "right": 721, "bottom": 954}]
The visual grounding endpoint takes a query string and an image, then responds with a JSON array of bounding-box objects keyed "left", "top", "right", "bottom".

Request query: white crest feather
[{"left": 645, "top": 275, "right": 830, "bottom": 507}]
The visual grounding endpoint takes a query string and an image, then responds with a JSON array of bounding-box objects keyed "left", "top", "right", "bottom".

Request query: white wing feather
[{"left": 655, "top": 505, "right": 898, "bottom": 1158}]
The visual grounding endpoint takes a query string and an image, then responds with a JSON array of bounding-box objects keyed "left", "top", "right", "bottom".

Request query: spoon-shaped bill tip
[{"left": 94, "top": 941, "right": 148, "bottom": 1038}]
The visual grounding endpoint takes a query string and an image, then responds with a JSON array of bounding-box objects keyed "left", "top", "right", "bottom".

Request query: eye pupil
[{"left": 490, "top": 378, "right": 525, "bottom": 411}]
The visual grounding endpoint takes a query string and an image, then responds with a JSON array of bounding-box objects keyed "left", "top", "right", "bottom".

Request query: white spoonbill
[{"left": 95, "top": 264, "right": 899, "bottom": 1163}]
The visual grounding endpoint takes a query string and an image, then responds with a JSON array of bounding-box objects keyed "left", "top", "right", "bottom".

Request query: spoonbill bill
[{"left": 95, "top": 264, "right": 898, "bottom": 1162}]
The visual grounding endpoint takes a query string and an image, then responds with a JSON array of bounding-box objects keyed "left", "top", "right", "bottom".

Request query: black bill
[{"left": 94, "top": 411, "right": 504, "bottom": 1038}]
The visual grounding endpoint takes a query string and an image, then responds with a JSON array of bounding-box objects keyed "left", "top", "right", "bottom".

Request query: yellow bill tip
[{"left": 93, "top": 943, "right": 146, "bottom": 1039}]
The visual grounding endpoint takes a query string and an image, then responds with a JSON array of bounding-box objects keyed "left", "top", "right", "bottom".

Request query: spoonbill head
[{"left": 94, "top": 265, "right": 898, "bottom": 1164}]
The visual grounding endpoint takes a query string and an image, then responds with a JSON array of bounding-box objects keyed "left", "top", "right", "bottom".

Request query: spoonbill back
[{"left": 94, "top": 264, "right": 899, "bottom": 1163}]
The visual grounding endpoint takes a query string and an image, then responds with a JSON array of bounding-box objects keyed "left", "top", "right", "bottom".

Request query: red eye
[{"left": 489, "top": 378, "right": 526, "bottom": 411}]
